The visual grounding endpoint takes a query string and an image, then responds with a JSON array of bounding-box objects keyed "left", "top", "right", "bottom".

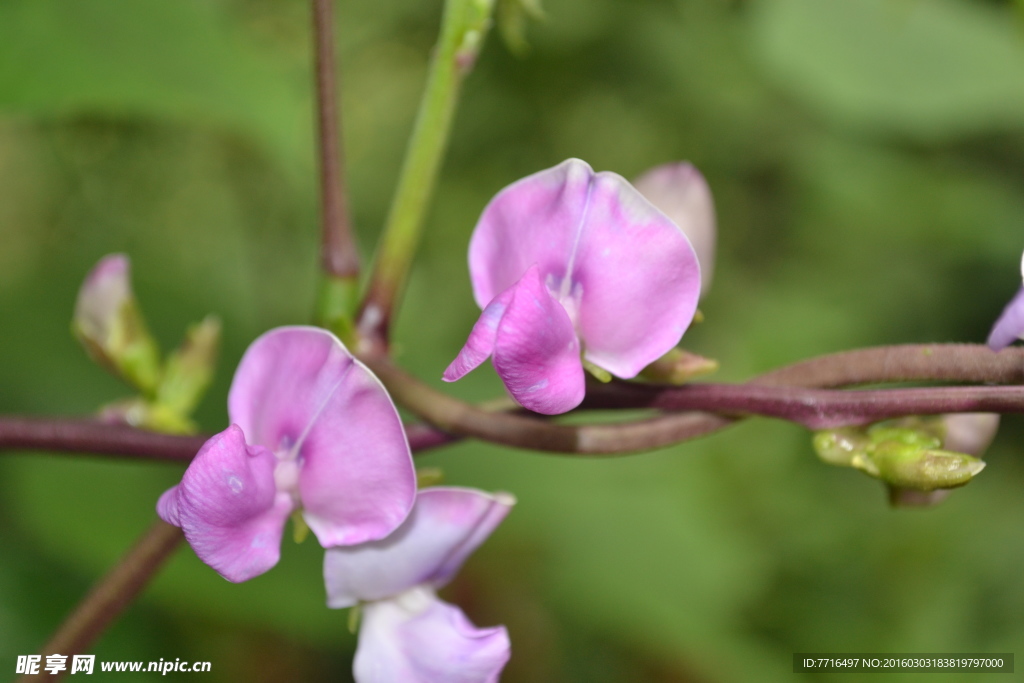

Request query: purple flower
[
  {"left": 444, "top": 158, "right": 702, "bottom": 414},
  {"left": 158, "top": 326, "right": 416, "bottom": 583},
  {"left": 325, "top": 487, "right": 514, "bottom": 683},
  {"left": 988, "top": 252, "right": 1024, "bottom": 350}
]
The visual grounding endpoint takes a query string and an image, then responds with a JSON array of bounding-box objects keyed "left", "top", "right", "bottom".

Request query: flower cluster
[{"left": 142, "top": 157, "right": 714, "bottom": 681}]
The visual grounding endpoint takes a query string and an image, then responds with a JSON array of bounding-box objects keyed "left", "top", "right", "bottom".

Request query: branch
[
  {"left": 0, "top": 417, "right": 204, "bottom": 461},
  {"left": 19, "top": 520, "right": 183, "bottom": 683},
  {"left": 367, "top": 344, "right": 1024, "bottom": 455},
  {"left": 312, "top": 0, "right": 359, "bottom": 280},
  {"left": 358, "top": 0, "right": 495, "bottom": 350},
  {"left": 0, "top": 416, "right": 457, "bottom": 459}
]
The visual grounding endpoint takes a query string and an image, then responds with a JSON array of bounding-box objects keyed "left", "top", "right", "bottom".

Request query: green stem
[{"left": 358, "top": 0, "right": 495, "bottom": 350}]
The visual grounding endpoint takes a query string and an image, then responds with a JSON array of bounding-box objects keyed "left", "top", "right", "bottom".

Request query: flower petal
[
  {"left": 572, "top": 170, "right": 701, "bottom": 378},
  {"left": 227, "top": 326, "right": 416, "bottom": 548},
  {"left": 325, "top": 487, "right": 514, "bottom": 607},
  {"left": 74, "top": 253, "right": 131, "bottom": 344},
  {"left": 442, "top": 286, "right": 516, "bottom": 382},
  {"left": 633, "top": 162, "right": 716, "bottom": 293},
  {"left": 468, "top": 158, "right": 596, "bottom": 308},
  {"left": 353, "top": 587, "right": 510, "bottom": 683},
  {"left": 158, "top": 425, "right": 293, "bottom": 582},
  {"left": 988, "top": 286, "right": 1024, "bottom": 350},
  {"left": 492, "top": 266, "right": 585, "bottom": 414}
]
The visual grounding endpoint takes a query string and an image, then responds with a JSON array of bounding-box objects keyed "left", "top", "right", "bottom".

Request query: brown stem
[
  {"left": 368, "top": 344, "right": 1024, "bottom": 455},
  {"left": 0, "top": 417, "right": 205, "bottom": 461},
  {"left": 18, "top": 520, "right": 183, "bottom": 683},
  {"left": 313, "top": 0, "right": 359, "bottom": 279},
  {"left": 0, "top": 416, "right": 456, "bottom": 459}
]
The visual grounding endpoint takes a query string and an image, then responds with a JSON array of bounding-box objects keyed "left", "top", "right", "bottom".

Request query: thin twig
[
  {"left": 0, "top": 416, "right": 457, "bottom": 460},
  {"left": 18, "top": 520, "right": 183, "bottom": 683},
  {"left": 368, "top": 344, "right": 1024, "bottom": 455},
  {"left": 313, "top": 0, "right": 359, "bottom": 280},
  {"left": 0, "top": 417, "right": 205, "bottom": 461}
]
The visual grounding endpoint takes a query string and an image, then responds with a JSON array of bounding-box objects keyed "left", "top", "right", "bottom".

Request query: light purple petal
[
  {"left": 571, "top": 170, "right": 701, "bottom": 378},
  {"left": 633, "top": 162, "right": 716, "bottom": 293},
  {"left": 987, "top": 287, "right": 1024, "bottom": 350},
  {"left": 354, "top": 588, "right": 510, "bottom": 683},
  {"left": 73, "top": 254, "right": 131, "bottom": 344},
  {"left": 491, "top": 266, "right": 585, "bottom": 414},
  {"left": 468, "top": 159, "right": 592, "bottom": 308},
  {"left": 443, "top": 286, "right": 516, "bottom": 382},
  {"left": 227, "top": 326, "right": 415, "bottom": 548},
  {"left": 158, "top": 425, "right": 293, "bottom": 583},
  {"left": 466, "top": 159, "right": 701, "bottom": 381},
  {"left": 325, "top": 487, "right": 514, "bottom": 607}
]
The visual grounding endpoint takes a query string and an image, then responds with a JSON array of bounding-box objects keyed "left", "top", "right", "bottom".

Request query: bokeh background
[{"left": 2, "top": 0, "right": 1024, "bottom": 680}]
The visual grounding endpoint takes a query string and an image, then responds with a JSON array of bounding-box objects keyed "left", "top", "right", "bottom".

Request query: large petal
[
  {"left": 353, "top": 588, "right": 510, "bottom": 683},
  {"left": 442, "top": 286, "right": 516, "bottom": 382},
  {"left": 492, "top": 266, "right": 585, "bottom": 415},
  {"left": 157, "top": 425, "right": 293, "bottom": 583},
  {"left": 987, "top": 286, "right": 1024, "bottom": 350},
  {"left": 633, "top": 162, "right": 716, "bottom": 293},
  {"left": 325, "top": 487, "right": 514, "bottom": 607},
  {"left": 572, "top": 170, "right": 701, "bottom": 378},
  {"left": 468, "top": 158, "right": 595, "bottom": 308},
  {"left": 227, "top": 326, "right": 416, "bottom": 548}
]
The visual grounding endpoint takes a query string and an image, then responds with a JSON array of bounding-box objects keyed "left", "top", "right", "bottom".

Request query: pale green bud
[{"left": 640, "top": 348, "right": 719, "bottom": 384}]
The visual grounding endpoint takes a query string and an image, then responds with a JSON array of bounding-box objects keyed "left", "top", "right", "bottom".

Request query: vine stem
[
  {"left": 312, "top": 0, "right": 361, "bottom": 331},
  {"left": 357, "top": 0, "right": 495, "bottom": 351},
  {"left": 366, "top": 344, "right": 1024, "bottom": 455},
  {"left": 18, "top": 521, "right": 183, "bottom": 683}
]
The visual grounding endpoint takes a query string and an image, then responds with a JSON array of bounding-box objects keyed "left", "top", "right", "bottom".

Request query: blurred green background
[{"left": 2, "top": 0, "right": 1024, "bottom": 680}]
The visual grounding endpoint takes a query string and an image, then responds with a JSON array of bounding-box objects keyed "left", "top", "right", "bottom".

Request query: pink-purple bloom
[
  {"left": 158, "top": 326, "right": 416, "bottom": 582},
  {"left": 444, "top": 158, "right": 702, "bottom": 414},
  {"left": 325, "top": 487, "right": 514, "bottom": 683},
  {"left": 988, "top": 252, "right": 1024, "bottom": 350}
]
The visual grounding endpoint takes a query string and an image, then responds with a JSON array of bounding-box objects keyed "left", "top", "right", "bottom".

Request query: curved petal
[
  {"left": 442, "top": 286, "right": 516, "bottom": 382},
  {"left": 227, "top": 326, "right": 416, "bottom": 548},
  {"left": 987, "top": 287, "right": 1024, "bottom": 350},
  {"left": 158, "top": 425, "right": 293, "bottom": 582},
  {"left": 74, "top": 253, "right": 131, "bottom": 344},
  {"left": 572, "top": 170, "right": 701, "bottom": 377},
  {"left": 468, "top": 159, "right": 595, "bottom": 308},
  {"left": 325, "top": 487, "right": 514, "bottom": 608},
  {"left": 492, "top": 266, "right": 585, "bottom": 415},
  {"left": 354, "top": 588, "right": 510, "bottom": 683},
  {"left": 633, "top": 162, "right": 716, "bottom": 293}
]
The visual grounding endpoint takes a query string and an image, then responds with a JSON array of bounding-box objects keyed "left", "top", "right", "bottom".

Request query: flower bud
[
  {"left": 887, "top": 414, "right": 997, "bottom": 508},
  {"left": 870, "top": 442, "right": 985, "bottom": 492},
  {"left": 633, "top": 162, "right": 716, "bottom": 294},
  {"left": 72, "top": 254, "right": 161, "bottom": 393},
  {"left": 640, "top": 348, "right": 719, "bottom": 384}
]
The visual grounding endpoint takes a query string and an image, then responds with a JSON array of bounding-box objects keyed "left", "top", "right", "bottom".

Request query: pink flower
[
  {"left": 444, "top": 158, "right": 702, "bottom": 414},
  {"left": 988, "top": 251, "right": 1024, "bottom": 350},
  {"left": 158, "top": 326, "right": 416, "bottom": 582},
  {"left": 325, "top": 487, "right": 514, "bottom": 683}
]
